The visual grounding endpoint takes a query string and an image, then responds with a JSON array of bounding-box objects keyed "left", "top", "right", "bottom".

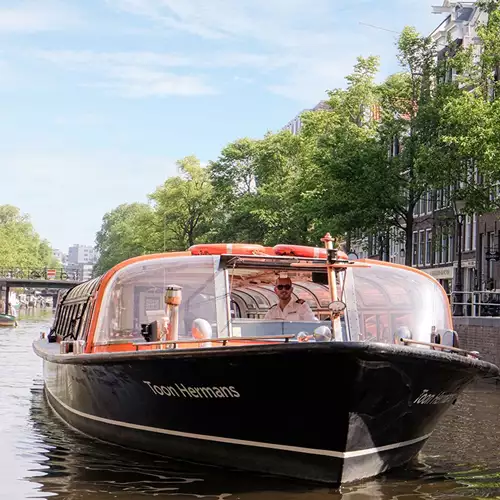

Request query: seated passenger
[{"left": 264, "top": 277, "right": 318, "bottom": 321}]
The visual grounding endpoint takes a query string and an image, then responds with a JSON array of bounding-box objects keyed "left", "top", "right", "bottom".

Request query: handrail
[
  {"left": 449, "top": 290, "right": 500, "bottom": 317},
  {"left": 132, "top": 335, "right": 296, "bottom": 350},
  {"left": 401, "top": 338, "right": 479, "bottom": 358}
]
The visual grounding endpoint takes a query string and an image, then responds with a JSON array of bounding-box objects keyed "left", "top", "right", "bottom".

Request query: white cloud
[
  {"left": 107, "top": 0, "right": 443, "bottom": 103},
  {"left": 268, "top": 57, "right": 359, "bottom": 102},
  {"left": 33, "top": 48, "right": 294, "bottom": 96},
  {"left": 35, "top": 50, "right": 191, "bottom": 69},
  {"left": 108, "top": 0, "right": 334, "bottom": 47},
  {"left": 35, "top": 49, "right": 288, "bottom": 71},
  {"left": 0, "top": 1, "right": 81, "bottom": 33},
  {"left": 3, "top": 0, "right": 443, "bottom": 103},
  {"left": 83, "top": 68, "right": 216, "bottom": 97},
  {"left": 34, "top": 50, "right": 215, "bottom": 97}
]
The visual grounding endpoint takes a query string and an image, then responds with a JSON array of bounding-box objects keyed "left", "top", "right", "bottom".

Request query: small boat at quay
[
  {"left": 0, "top": 313, "right": 17, "bottom": 327},
  {"left": 33, "top": 234, "right": 499, "bottom": 485}
]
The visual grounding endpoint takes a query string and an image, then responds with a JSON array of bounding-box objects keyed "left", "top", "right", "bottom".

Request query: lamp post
[{"left": 453, "top": 198, "right": 466, "bottom": 316}]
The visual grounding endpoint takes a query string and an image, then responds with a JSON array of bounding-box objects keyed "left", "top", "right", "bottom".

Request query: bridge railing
[
  {"left": 447, "top": 291, "right": 500, "bottom": 317},
  {"left": 0, "top": 268, "right": 82, "bottom": 281}
]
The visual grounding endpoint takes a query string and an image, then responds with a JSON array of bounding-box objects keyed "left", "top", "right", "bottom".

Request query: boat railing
[
  {"left": 132, "top": 335, "right": 296, "bottom": 351},
  {"left": 401, "top": 338, "right": 480, "bottom": 358}
]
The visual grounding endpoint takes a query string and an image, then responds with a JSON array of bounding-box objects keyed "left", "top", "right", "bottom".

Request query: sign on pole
[{"left": 46, "top": 269, "right": 57, "bottom": 280}]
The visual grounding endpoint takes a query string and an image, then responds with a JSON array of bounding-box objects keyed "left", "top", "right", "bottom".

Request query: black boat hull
[{"left": 36, "top": 341, "right": 499, "bottom": 484}]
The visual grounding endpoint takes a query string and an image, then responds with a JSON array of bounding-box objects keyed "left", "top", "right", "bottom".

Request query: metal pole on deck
[{"left": 321, "top": 233, "right": 343, "bottom": 340}]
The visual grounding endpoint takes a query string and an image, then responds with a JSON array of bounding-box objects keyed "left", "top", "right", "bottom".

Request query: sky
[{"left": 0, "top": 0, "right": 446, "bottom": 252}]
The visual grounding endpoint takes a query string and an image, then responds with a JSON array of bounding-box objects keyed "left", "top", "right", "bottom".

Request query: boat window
[
  {"left": 289, "top": 282, "right": 319, "bottom": 309},
  {"left": 93, "top": 256, "right": 227, "bottom": 345},
  {"left": 228, "top": 272, "right": 338, "bottom": 322},
  {"left": 346, "top": 263, "right": 451, "bottom": 344},
  {"left": 50, "top": 277, "right": 102, "bottom": 340}
]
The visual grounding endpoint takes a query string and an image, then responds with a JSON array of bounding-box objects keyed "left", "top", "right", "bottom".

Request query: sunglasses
[{"left": 276, "top": 284, "right": 292, "bottom": 290}]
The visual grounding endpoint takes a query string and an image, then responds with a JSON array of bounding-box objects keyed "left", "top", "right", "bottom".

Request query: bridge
[{"left": 0, "top": 268, "right": 84, "bottom": 315}]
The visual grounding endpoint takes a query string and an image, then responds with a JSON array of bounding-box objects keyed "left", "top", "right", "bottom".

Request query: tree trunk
[
  {"left": 384, "top": 230, "right": 390, "bottom": 262},
  {"left": 345, "top": 231, "right": 352, "bottom": 254}
]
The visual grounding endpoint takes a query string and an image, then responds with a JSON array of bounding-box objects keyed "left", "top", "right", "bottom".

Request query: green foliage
[
  {"left": 208, "top": 131, "right": 326, "bottom": 245},
  {"left": 149, "top": 156, "right": 214, "bottom": 250},
  {"left": 93, "top": 156, "right": 215, "bottom": 274},
  {"left": 209, "top": 139, "right": 260, "bottom": 202},
  {"left": 0, "top": 205, "right": 57, "bottom": 269},
  {"left": 92, "top": 13, "right": 500, "bottom": 267},
  {"left": 94, "top": 202, "right": 157, "bottom": 275}
]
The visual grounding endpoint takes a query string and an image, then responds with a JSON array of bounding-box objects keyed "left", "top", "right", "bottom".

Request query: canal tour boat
[{"left": 33, "top": 235, "right": 499, "bottom": 485}]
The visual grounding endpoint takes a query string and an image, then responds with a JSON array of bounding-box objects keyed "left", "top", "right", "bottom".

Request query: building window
[
  {"left": 426, "top": 229, "right": 432, "bottom": 265},
  {"left": 488, "top": 232, "right": 495, "bottom": 283},
  {"left": 442, "top": 186, "right": 450, "bottom": 208},
  {"left": 480, "top": 233, "right": 486, "bottom": 289},
  {"left": 441, "top": 233, "right": 448, "bottom": 264},
  {"left": 412, "top": 232, "right": 418, "bottom": 266},
  {"left": 464, "top": 215, "right": 472, "bottom": 252},
  {"left": 448, "top": 234, "right": 454, "bottom": 263},
  {"left": 427, "top": 191, "right": 433, "bottom": 214},
  {"left": 435, "top": 227, "right": 442, "bottom": 265},
  {"left": 419, "top": 230, "right": 425, "bottom": 266}
]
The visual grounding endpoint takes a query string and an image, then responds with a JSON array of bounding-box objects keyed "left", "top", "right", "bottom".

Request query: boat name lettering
[
  {"left": 143, "top": 381, "right": 240, "bottom": 399},
  {"left": 413, "top": 389, "right": 457, "bottom": 405}
]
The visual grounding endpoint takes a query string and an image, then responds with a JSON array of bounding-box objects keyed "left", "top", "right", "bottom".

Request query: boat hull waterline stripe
[{"left": 46, "top": 387, "right": 432, "bottom": 459}]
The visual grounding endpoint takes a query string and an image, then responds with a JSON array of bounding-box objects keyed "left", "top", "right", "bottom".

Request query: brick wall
[{"left": 453, "top": 317, "right": 500, "bottom": 367}]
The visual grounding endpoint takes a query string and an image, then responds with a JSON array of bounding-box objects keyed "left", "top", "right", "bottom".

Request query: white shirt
[{"left": 264, "top": 299, "right": 318, "bottom": 321}]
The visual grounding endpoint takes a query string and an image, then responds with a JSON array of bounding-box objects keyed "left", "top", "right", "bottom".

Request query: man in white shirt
[{"left": 264, "top": 277, "right": 318, "bottom": 321}]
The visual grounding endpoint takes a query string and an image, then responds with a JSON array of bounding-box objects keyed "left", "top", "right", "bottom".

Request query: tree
[
  {"left": 149, "top": 156, "right": 214, "bottom": 249},
  {"left": 247, "top": 130, "right": 323, "bottom": 245},
  {"left": 209, "top": 131, "right": 327, "bottom": 246},
  {"left": 0, "top": 205, "right": 57, "bottom": 269},
  {"left": 377, "top": 27, "right": 446, "bottom": 265},
  {"left": 209, "top": 138, "right": 260, "bottom": 202},
  {"left": 304, "top": 56, "right": 393, "bottom": 250},
  {"left": 431, "top": 3, "right": 500, "bottom": 215},
  {"left": 208, "top": 138, "right": 266, "bottom": 243},
  {"left": 94, "top": 203, "right": 157, "bottom": 275}
]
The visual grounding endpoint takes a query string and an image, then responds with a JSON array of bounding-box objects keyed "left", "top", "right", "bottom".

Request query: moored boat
[
  {"left": 0, "top": 313, "right": 17, "bottom": 327},
  {"left": 33, "top": 235, "right": 499, "bottom": 485}
]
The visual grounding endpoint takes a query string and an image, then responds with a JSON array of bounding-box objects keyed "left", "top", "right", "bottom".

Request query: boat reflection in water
[
  {"left": 26, "top": 379, "right": 500, "bottom": 499},
  {"left": 32, "top": 237, "right": 499, "bottom": 486}
]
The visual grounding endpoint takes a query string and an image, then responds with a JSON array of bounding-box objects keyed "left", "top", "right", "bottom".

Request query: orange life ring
[
  {"left": 273, "top": 244, "right": 349, "bottom": 260},
  {"left": 189, "top": 243, "right": 266, "bottom": 256}
]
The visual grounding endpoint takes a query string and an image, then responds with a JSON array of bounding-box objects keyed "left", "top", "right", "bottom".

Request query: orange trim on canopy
[{"left": 85, "top": 252, "right": 191, "bottom": 353}]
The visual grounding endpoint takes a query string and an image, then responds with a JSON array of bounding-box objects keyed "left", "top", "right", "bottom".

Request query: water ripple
[{"left": 1, "top": 313, "right": 500, "bottom": 499}]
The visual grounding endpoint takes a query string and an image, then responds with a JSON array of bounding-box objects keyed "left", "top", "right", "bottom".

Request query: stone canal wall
[{"left": 453, "top": 317, "right": 500, "bottom": 368}]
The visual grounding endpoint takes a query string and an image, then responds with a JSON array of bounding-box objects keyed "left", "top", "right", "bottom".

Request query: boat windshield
[
  {"left": 345, "top": 262, "right": 451, "bottom": 344},
  {"left": 93, "top": 255, "right": 228, "bottom": 344}
]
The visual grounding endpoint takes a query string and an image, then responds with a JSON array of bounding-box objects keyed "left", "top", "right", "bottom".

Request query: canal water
[{"left": 1, "top": 313, "right": 500, "bottom": 500}]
